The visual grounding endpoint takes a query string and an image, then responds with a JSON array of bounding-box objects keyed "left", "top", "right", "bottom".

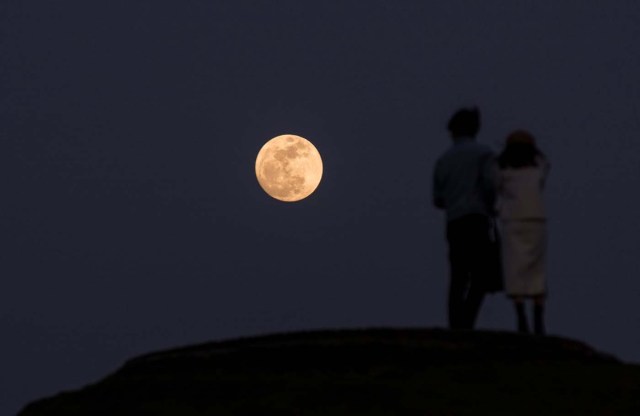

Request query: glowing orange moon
[{"left": 255, "top": 134, "right": 323, "bottom": 202}]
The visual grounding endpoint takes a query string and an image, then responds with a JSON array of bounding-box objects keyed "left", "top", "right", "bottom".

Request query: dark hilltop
[{"left": 18, "top": 328, "right": 640, "bottom": 415}]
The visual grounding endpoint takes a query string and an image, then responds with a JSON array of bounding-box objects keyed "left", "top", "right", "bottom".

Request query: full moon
[{"left": 255, "top": 134, "right": 323, "bottom": 202}]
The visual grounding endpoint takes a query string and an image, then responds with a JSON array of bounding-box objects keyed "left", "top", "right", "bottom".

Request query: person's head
[
  {"left": 447, "top": 107, "right": 481, "bottom": 139},
  {"left": 498, "top": 130, "right": 543, "bottom": 169}
]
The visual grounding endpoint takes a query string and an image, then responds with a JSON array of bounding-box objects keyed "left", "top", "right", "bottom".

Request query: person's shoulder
[
  {"left": 501, "top": 163, "right": 546, "bottom": 177},
  {"left": 476, "top": 141, "right": 494, "bottom": 152},
  {"left": 470, "top": 141, "right": 496, "bottom": 157},
  {"left": 434, "top": 152, "right": 448, "bottom": 170},
  {"left": 436, "top": 144, "right": 456, "bottom": 160},
  {"left": 434, "top": 146, "right": 458, "bottom": 174}
]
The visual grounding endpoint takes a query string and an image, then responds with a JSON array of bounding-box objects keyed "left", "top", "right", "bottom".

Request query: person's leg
[
  {"left": 513, "top": 296, "right": 529, "bottom": 333},
  {"left": 448, "top": 271, "right": 467, "bottom": 329},
  {"left": 464, "top": 283, "right": 485, "bottom": 329},
  {"left": 533, "top": 295, "right": 545, "bottom": 335},
  {"left": 464, "top": 215, "right": 491, "bottom": 329},
  {"left": 447, "top": 218, "right": 471, "bottom": 329}
]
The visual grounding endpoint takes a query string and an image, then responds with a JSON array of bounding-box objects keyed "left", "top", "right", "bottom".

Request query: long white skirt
[{"left": 500, "top": 220, "right": 547, "bottom": 297}]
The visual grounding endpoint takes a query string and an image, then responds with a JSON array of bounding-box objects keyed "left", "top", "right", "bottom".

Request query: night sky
[{"left": 2, "top": 1, "right": 640, "bottom": 414}]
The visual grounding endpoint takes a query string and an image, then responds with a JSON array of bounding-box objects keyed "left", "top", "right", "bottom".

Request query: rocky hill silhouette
[{"left": 18, "top": 328, "right": 640, "bottom": 415}]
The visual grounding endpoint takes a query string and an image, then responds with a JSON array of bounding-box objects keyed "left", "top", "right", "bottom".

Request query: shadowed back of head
[
  {"left": 498, "top": 130, "right": 544, "bottom": 169},
  {"left": 448, "top": 107, "right": 481, "bottom": 138}
]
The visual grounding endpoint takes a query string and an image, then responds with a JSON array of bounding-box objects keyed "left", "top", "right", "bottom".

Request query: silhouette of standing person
[
  {"left": 433, "top": 108, "right": 501, "bottom": 329},
  {"left": 497, "top": 130, "right": 550, "bottom": 335}
]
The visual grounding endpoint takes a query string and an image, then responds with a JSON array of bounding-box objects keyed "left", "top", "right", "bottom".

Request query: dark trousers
[{"left": 446, "top": 214, "right": 494, "bottom": 329}]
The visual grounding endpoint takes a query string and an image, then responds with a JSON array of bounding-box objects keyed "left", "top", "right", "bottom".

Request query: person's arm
[{"left": 480, "top": 152, "right": 499, "bottom": 215}]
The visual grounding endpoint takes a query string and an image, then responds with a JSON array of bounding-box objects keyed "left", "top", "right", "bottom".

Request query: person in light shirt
[
  {"left": 497, "top": 130, "right": 550, "bottom": 335},
  {"left": 433, "top": 108, "right": 502, "bottom": 330}
]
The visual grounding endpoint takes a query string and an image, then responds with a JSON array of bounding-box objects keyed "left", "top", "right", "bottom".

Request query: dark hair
[
  {"left": 498, "top": 130, "right": 544, "bottom": 169},
  {"left": 447, "top": 107, "right": 481, "bottom": 138}
]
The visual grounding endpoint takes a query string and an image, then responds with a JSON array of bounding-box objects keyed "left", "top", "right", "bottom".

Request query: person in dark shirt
[{"left": 433, "top": 107, "right": 501, "bottom": 329}]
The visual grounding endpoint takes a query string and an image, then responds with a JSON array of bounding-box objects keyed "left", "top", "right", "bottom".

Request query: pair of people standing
[{"left": 433, "top": 108, "right": 549, "bottom": 334}]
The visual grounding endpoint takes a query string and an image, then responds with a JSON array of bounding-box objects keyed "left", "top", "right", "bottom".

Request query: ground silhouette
[{"left": 18, "top": 328, "right": 640, "bottom": 415}]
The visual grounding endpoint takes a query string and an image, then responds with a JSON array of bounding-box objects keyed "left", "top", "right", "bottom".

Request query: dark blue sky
[{"left": 2, "top": 1, "right": 640, "bottom": 414}]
